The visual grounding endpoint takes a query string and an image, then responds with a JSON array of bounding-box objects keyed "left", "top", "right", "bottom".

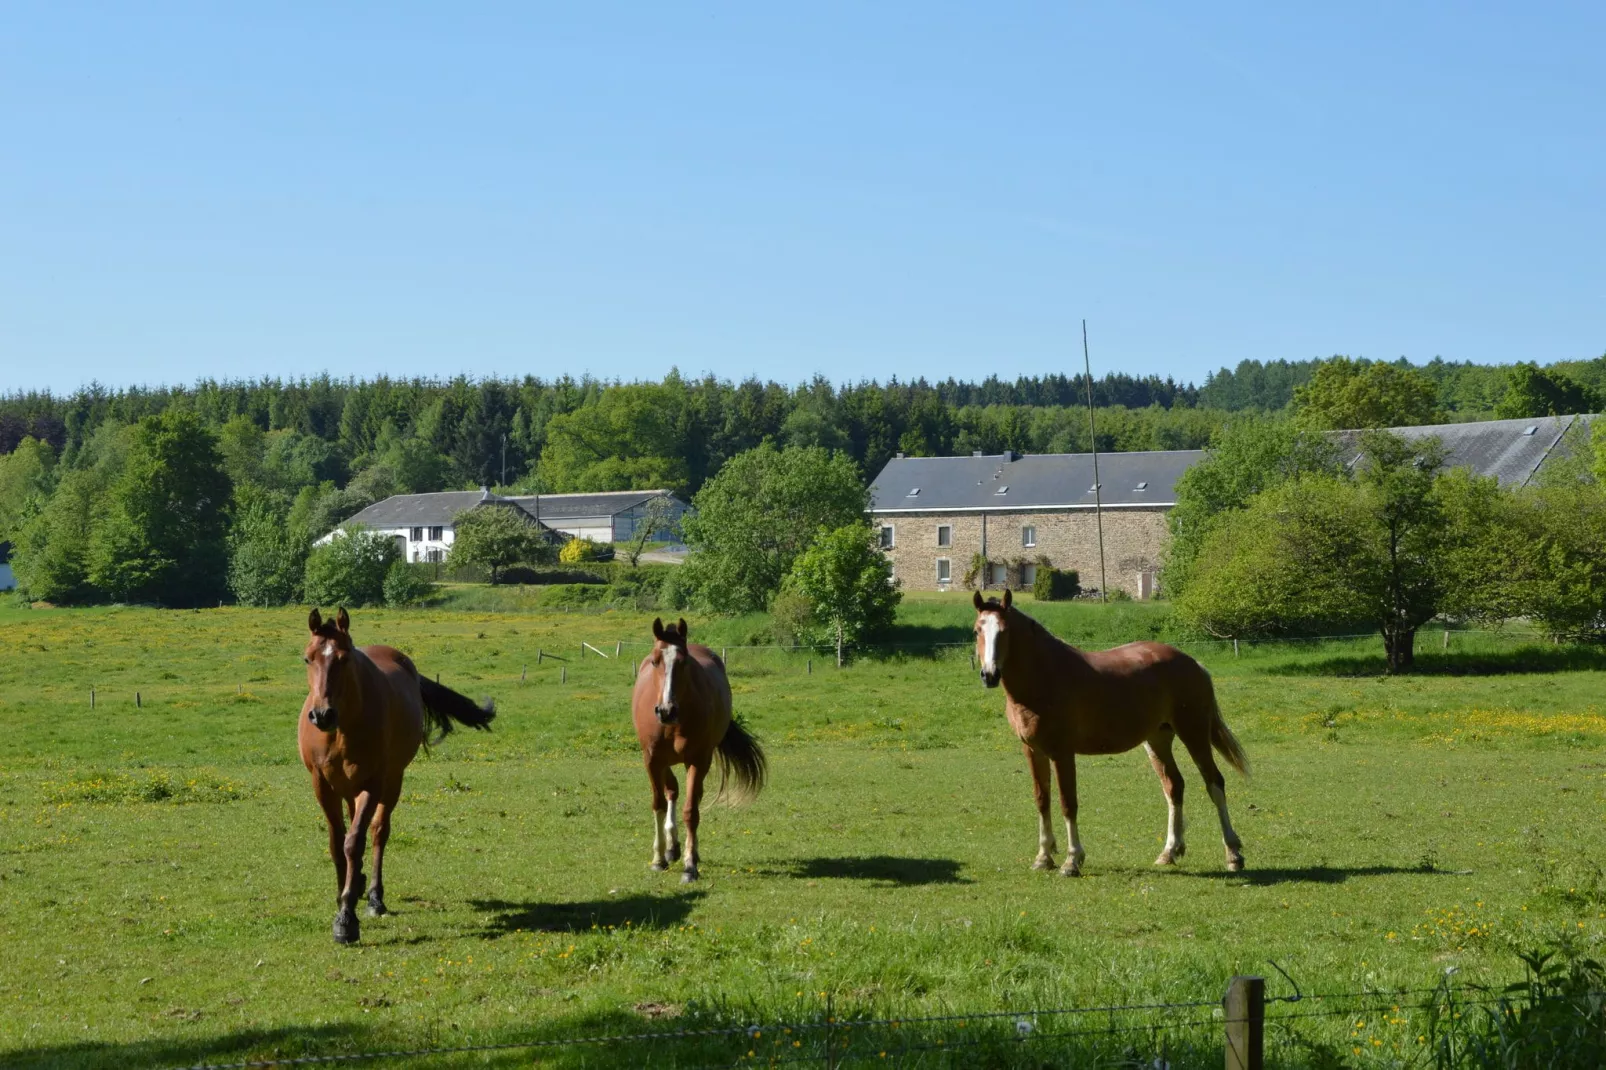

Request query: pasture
[{"left": 1, "top": 597, "right": 1603, "bottom": 1068}]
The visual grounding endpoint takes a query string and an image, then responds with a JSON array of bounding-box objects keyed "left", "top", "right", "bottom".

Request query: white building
[{"left": 319, "top": 488, "right": 687, "bottom": 561}]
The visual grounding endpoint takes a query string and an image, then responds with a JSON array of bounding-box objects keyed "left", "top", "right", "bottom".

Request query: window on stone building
[
  {"left": 879, "top": 524, "right": 895, "bottom": 549},
  {"left": 1023, "top": 563, "right": 1038, "bottom": 586},
  {"left": 936, "top": 524, "right": 951, "bottom": 547},
  {"left": 1022, "top": 525, "right": 1036, "bottom": 548},
  {"left": 936, "top": 558, "right": 951, "bottom": 584}
]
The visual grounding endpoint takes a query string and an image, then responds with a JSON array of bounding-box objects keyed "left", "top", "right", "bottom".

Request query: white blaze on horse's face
[
  {"left": 979, "top": 613, "right": 1004, "bottom": 688},
  {"left": 655, "top": 644, "right": 680, "bottom": 724}
]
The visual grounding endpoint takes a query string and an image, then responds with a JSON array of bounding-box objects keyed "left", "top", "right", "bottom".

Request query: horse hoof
[
  {"left": 333, "top": 912, "right": 360, "bottom": 944},
  {"left": 366, "top": 900, "right": 388, "bottom": 918},
  {"left": 666, "top": 845, "right": 681, "bottom": 863},
  {"left": 1031, "top": 857, "right": 1054, "bottom": 872},
  {"left": 681, "top": 867, "right": 699, "bottom": 884},
  {"left": 650, "top": 860, "right": 668, "bottom": 872},
  {"left": 1155, "top": 852, "right": 1179, "bottom": 867},
  {"left": 1226, "top": 855, "right": 1245, "bottom": 873},
  {"left": 1059, "top": 862, "right": 1081, "bottom": 878}
]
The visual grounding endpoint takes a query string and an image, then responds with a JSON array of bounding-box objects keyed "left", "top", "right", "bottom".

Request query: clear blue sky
[{"left": 3, "top": 3, "right": 1602, "bottom": 394}]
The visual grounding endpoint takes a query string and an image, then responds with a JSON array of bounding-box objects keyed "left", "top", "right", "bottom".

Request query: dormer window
[
  {"left": 906, "top": 487, "right": 920, "bottom": 497},
  {"left": 1088, "top": 484, "right": 1101, "bottom": 493},
  {"left": 1523, "top": 426, "right": 1538, "bottom": 436},
  {"left": 1135, "top": 481, "right": 1148, "bottom": 490},
  {"left": 995, "top": 485, "right": 1009, "bottom": 495}
]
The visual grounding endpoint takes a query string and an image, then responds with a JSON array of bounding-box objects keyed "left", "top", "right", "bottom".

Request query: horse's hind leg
[
  {"left": 662, "top": 768, "right": 681, "bottom": 864},
  {"left": 1026, "top": 745, "right": 1057, "bottom": 871},
  {"left": 1145, "top": 730, "right": 1186, "bottom": 866},
  {"left": 1178, "top": 726, "right": 1244, "bottom": 872},
  {"left": 1052, "top": 755, "right": 1085, "bottom": 877}
]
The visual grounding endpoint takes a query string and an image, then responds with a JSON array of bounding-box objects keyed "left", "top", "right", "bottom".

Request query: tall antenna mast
[{"left": 1083, "top": 319, "right": 1108, "bottom": 603}]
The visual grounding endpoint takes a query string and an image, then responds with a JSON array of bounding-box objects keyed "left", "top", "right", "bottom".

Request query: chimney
[
  {"left": 895, "top": 451, "right": 904, "bottom": 459},
  {"left": 1003, "top": 449, "right": 1019, "bottom": 462},
  {"left": 972, "top": 450, "right": 985, "bottom": 458}
]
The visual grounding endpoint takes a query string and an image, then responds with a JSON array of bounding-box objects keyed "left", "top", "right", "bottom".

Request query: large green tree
[
  {"left": 680, "top": 444, "right": 867, "bottom": 612},
  {"left": 1178, "top": 432, "right": 1510, "bottom": 670},
  {"left": 1291, "top": 358, "right": 1441, "bottom": 430},
  {"left": 537, "top": 383, "right": 690, "bottom": 493},
  {"left": 1495, "top": 362, "right": 1600, "bottom": 420},
  {"left": 784, "top": 524, "right": 902, "bottom": 666},
  {"left": 446, "top": 504, "right": 552, "bottom": 582},
  {"left": 1164, "top": 416, "right": 1345, "bottom": 596},
  {"left": 87, "top": 411, "right": 233, "bottom": 606},
  {"left": 227, "top": 485, "right": 307, "bottom": 606},
  {"left": 0, "top": 436, "right": 57, "bottom": 543}
]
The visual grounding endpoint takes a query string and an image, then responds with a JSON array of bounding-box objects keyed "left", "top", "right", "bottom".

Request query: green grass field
[{"left": 1, "top": 596, "right": 1603, "bottom": 1068}]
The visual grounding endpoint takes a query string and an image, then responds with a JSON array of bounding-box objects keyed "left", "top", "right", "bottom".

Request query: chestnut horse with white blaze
[
  {"left": 633, "top": 617, "right": 767, "bottom": 882},
  {"left": 973, "top": 589, "right": 1248, "bottom": 876},
  {"left": 299, "top": 607, "right": 495, "bottom": 943}
]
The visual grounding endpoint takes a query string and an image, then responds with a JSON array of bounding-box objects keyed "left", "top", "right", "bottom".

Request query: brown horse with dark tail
[
  {"left": 633, "top": 617, "right": 767, "bottom": 882},
  {"left": 973, "top": 589, "right": 1248, "bottom": 876},
  {"left": 299, "top": 607, "right": 495, "bottom": 943}
]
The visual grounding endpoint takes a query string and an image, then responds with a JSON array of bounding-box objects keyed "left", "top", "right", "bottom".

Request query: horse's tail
[
  {"left": 714, "top": 715, "right": 767, "bottom": 805},
  {"left": 418, "top": 675, "right": 496, "bottom": 746},
  {"left": 1207, "top": 690, "right": 1250, "bottom": 779}
]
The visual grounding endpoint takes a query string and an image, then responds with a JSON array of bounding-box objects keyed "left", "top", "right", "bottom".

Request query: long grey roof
[
  {"left": 341, "top": 490, "right": 540, "bottom": 530},
  {"left": 508, "top": 490, "right": 678, "bottom": 521},
  {"left": 1332, "top": 413, "right": 1593, "bottom": 487},
  {"left": 869, "top": 450, "right": 1202, "bottom": 513}
]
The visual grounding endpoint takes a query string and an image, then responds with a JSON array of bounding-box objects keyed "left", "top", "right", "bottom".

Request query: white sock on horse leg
[
  {"left": 664, "top": 807, "right": 678, "bottom": 851},
  {"left": 1167, "top": 799, "right": 1185, "bottom": 854},
  {"left": 651, "top": 808, "right": 667, "bottom": 863},
  {"left": 1207, "top": 783, "right": 1240, "bottom": 849},
  {"left": 1037, "top": 810, "right": 1057, "bottom": 860},
  {"left": 1064, "top": 817, "right": 1084, "bottom": 863}
]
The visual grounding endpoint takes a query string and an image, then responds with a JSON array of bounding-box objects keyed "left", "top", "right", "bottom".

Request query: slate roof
[
  {"left": 508, "top": 490, "right": 677, "bottom": 521},
  {"left": 869, "top": 451, "right": 1203, "bottom": 513},
  {"left": 1332, "top": 414, "right": 1593, "bottom": 487},
  {"left": 340, "top": 490, "right": 540, "bottom": 530}
]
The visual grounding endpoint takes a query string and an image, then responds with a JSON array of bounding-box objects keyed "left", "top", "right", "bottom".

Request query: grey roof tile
[{"left": 869, "top": 451, "right": 1202, "bottom": 512}]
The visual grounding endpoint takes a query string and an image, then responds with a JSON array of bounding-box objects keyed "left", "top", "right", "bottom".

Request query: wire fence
[{"left": 163, "top": 971, "right": 1606, "bottom": 1069}]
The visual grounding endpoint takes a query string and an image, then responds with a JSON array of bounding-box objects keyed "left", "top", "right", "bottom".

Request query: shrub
[
  {"left": 303, "top": 528, "right": 399, "bottom": 608},
  {"left": 539, "top": 583, "right": 610, "bottom": 608},
  {"left": 448, "top": 504, "right": 552, "bottom": 582},
  {"left": 383, "top": 561, "right": 432, "bottom": 607},
  {"left": 1033, "top": 567, "right": 1081, "bottom": 602},
  {"left": 769, "top": 588, "right": 819, "bottom": 647},
  {"left": 559, "top": 536, "right": 606, "bottom": 564}
]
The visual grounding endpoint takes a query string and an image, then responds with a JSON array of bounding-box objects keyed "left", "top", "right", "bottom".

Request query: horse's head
[
  {"left": 648, "top": 616, "right": 690, "bottom": 725},
  {"left": 303, "top": 607, "right": 355, "bottom": 732},
  {"left": 973, "top": 588, "right": 1012, "bottom": 688}
]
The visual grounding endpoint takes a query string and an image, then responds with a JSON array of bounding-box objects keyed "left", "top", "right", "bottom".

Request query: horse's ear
[
  {"left": 972, "top": 590, "right": 985, "bottom": 612},
  {"left": 677, "top": 618, "right": 688, "bottom": 642},
  {"left": 1002, "top": 588, "right": 1013, "bottom": 611},
  {"left": 335, "top": 607, "right": 351, "bottom": 634},
  {"left": 652, "top": 617, "right": 666, "bottom": 642},
  {"left": 308, "top": 608, "right": 323, "bottom": 633}
]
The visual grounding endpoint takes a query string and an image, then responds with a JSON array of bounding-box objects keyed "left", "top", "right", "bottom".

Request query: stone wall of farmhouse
[{"left": 873, "top": 508, "right": 1171, "bottom": 597}]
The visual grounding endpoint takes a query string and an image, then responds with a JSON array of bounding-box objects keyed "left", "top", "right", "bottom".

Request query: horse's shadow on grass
[
  {"left": 470, "top": 891, "right": 704, "bottom": 936},
  {"left": 1179, "top": 863, "right": 1458, "bottom": 887},
  {"left": 783, "top": 855, "right": 972, "bottom": 886},
  {"left": 6, "top": 1024, "right": 366, "bottom": 1070},
  {"left": 1265, "top": 646, "right": 1606, "bottom": 678}
]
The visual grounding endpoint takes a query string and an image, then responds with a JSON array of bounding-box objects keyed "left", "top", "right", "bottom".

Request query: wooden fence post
[
  {"left": 807, "top": 658, "right": 811, "bottom": 675},
  {"left": 1223, "top": 975, "right": 1264, "bottom": 1070},
  {"left": 135, "top": 692, "right": 142, "bottom": 709},
  {"left": 1232, "top": 638, "right": 1240, "bottom": 658},
  {"left": 90, "top": 688, "right": 95, "bottom": 709},
  {"left": 521, "top": 663, "right": 527, "bottom": 682},
  {"left": 615, "top": 640, "right": 621, "bottom": 657},
  {"left": 1443, "top": 627, "right": 1450, "bottom": 649},
  {"left": 561, "top": 666, "right": 567, "bottom": 684},
  {"left": 538, "top": 649, "right": 544, "bottom": 664}
]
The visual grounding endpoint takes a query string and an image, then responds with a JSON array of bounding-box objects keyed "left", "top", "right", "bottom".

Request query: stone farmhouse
[
  {"left": 869, "top": 413, "right": 1593, "bottom": 599},
  {"left": 320, "top": 488, "right": 688, "bottom": 562}
]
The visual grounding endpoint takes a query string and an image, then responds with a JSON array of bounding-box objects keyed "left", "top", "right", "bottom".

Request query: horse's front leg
[
  {"left": 367, "top": 791, "right": 397, "bottom": 917},
  {"left": 1052, "top": 755, "right": 1085, "bottom": 877},
  {"left": 1026, "top": 745, "right": 1057, "bottom": 871},
  {"left": 335, "top": 789, "right": 378, "bottom": 944},
  {"left": 647, "top": 761, "right": 670, "bottom": 871},
  {"left": 680, "top": 760, "right": 708, "bottom": 883},
  {"left": 312, "top": 776, "right": 347, "bottom": 900},
  {"left": 662, "top": 767, "right": 681, "bottom": 864}
]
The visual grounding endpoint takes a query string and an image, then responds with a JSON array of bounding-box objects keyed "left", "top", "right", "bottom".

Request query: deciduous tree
[{"left": 784, "top": 524, "right": 901, "bottom": 666}]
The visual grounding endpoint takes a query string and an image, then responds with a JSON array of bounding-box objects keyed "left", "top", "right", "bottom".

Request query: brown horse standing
[
  {"left": 973, "top": 590, "right": 1248, "bottom": 876},
  {"left": 299, "top": 607, "right": 495, "bottom": 943},
  {"left": 632, "top": 617, "right": 767, "bottom": 882}
]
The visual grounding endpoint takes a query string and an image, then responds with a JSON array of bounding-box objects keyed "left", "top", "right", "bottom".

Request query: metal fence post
[{"left": 1223, "top": 975, "right": 1264, "bottom": 1070}]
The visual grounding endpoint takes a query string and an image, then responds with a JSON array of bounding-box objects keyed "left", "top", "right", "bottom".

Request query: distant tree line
[{"left": 1, "top": 354, "right": 1602, "bottom": 609}]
